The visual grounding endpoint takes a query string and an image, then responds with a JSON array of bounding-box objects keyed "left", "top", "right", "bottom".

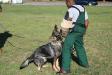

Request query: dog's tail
[{"left": 20, "top": 56, "right": 33, "bottom": 69}]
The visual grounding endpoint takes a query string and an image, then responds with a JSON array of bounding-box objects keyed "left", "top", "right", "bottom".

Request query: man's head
[{"left": 65, "top": 0, "right": 75, "bottom": 8}]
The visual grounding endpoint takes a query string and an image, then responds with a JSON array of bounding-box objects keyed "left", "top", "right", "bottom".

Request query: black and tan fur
[
  {"left": 20, "top": 25, "right": 63, "bottom": 71},
  {"left": 0, "top": 31, "right": 12, "bottom": 53}
]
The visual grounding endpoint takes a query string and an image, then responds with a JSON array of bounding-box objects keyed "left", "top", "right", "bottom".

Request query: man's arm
[
  {"left": 85, "top": 11, "right": 89, "bottom": 29},
  {"left": 85, "top": 19, "right": 89, "bottom": 29},
  {"left": 67, "top": 17, "right": 72, "bottom": 21}
]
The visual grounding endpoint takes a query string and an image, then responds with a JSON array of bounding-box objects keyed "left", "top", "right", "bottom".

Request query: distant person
[
  {"left": 0, "top": 4, "right": 2, "bottom": 12},
  {"left": 58, "top": 0, "right": 89, "bottom": 74}
]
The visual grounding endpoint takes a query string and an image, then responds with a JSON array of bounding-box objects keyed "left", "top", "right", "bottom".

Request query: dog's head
[
  {"left": 51, "top": 25, "right": 63, "bottom": 41},
  {"left": 3, "top": 31, "right": 13, "bottom": 37},
  {"left": 34, "top": 56, "right": 47, "bottom": 71}
]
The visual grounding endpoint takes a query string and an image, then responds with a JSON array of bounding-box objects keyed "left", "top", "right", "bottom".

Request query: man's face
[
  {"left": 66, "top": 2, "right": 71, "bottom": 8},
  {"left": 66, "top": 0, "right": 74, "bottom": 8}
]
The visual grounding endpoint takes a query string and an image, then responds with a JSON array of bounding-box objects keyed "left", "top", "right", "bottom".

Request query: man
[
  {"left": 58, "top": 0, "right": 89, "bottom": 74},
  {"left": 0, "top": 4, "right": 2, "bottom": 12}
]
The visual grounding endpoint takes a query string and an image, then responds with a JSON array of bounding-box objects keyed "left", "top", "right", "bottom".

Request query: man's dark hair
[{"left": 65, "top": 0, "right": 75, "bottom": 8}]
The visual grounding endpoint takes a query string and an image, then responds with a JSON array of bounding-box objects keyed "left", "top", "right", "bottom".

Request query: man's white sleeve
[
  {"left": 68, "top": 8, "right": 79, "bottom": 22},
  {"left": 85, "top": 11, "right": 88, "bottom": 20},
  {"left": 68, "top": 8, "right": 74, "bottom": 18}
]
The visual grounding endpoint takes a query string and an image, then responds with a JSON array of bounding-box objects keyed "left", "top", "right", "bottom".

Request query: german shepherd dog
[
  {"left": 0, "top": 31, "right": 12, "bottom": 53},
  {"left": 20, "top": 25, "right": 63, "bottom": 72}
]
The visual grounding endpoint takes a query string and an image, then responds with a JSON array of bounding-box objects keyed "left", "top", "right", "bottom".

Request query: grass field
[{"left": 0, "top": 4, "right": 112, "bottom": 75}]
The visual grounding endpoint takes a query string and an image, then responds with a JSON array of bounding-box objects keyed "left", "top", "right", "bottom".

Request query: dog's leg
[
  {"left": 34, "top": 59, "right": 42, "bottom": 71},
  {"left": 38, "top": 66, "right": 41, "bottom": 71},
  {"left": 35, "top": 63, "right": 41, "bottom": 71},
  {"left": 43, "top": 64, "right": 49, "bottom": 68},
  {"left": 52, "top": 57, "right": 60, "bottom": 72}
]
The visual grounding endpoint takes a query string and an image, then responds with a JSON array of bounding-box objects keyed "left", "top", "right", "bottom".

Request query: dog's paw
[
  {"left": 38, "top": 67, "right": 41, "bottom": 71},
  {"left": 43, "top": 64, "right": 49, "bottom": 68}
]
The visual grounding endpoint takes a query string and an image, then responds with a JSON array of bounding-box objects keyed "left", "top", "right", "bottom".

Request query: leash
[
  {"left": 0, "top": 22, "right": 45, "bottom": 42},
  {"left": 0, "top": 22, "right": 45, "bottom": 50},
  {"left": 0, "top": 22, "right": 25, "bottom": 38},
  {"left": 0, "top": 23, "right": 25, "bottom": 49},
  {"left": 7, "top": 40, "right": 23, "bottom": 49}
]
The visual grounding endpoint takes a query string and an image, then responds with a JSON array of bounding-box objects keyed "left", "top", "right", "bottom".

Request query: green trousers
[{"left": 61, "top": 31, "right": 89, "bottom": 71}]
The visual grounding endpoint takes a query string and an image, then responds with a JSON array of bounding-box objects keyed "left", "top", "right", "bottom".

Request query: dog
[
  {"left": 0, "top": 31, "right": 12, "bottom": 53},
  {"left": 20, "top": 25, "right": 63, "bottom": 72}
]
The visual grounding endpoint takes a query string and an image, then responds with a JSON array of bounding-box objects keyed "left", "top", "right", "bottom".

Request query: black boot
[{"left": 56, "top": 69, "right": 71, "bottom": 75}]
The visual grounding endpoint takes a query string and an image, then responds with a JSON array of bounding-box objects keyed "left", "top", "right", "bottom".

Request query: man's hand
[
  {"left": 61, "top": 27, "right": 69, "bottom": 37},
  {"left": 85, "top": 19, "right": 89, "bottom": 29},
  {"left": 67, "top": 17, "right": 72, "bottom": 21}
]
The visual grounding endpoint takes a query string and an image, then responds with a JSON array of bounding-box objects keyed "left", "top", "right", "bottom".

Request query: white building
[
  {"left": 0, "top": 0, "right": 23, "bottom": 3},
  {"left": 12, "top": 0, "right": 23, "bottom": 4},
  {"left": 0, "top": 0, "right": 11, "bottom": 3}
]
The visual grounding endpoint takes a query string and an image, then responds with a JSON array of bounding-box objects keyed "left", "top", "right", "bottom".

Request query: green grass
[{"left": 0, "top": 5, "right": 112, "bottom": 75}]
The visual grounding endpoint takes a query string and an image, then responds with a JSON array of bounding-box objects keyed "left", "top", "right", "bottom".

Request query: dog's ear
[
  {"left": 54, "top": 24, "right": 58, "bottom": 31},
  {"left": 60, "top": 29, "right": 62, "bottom": 34}
]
